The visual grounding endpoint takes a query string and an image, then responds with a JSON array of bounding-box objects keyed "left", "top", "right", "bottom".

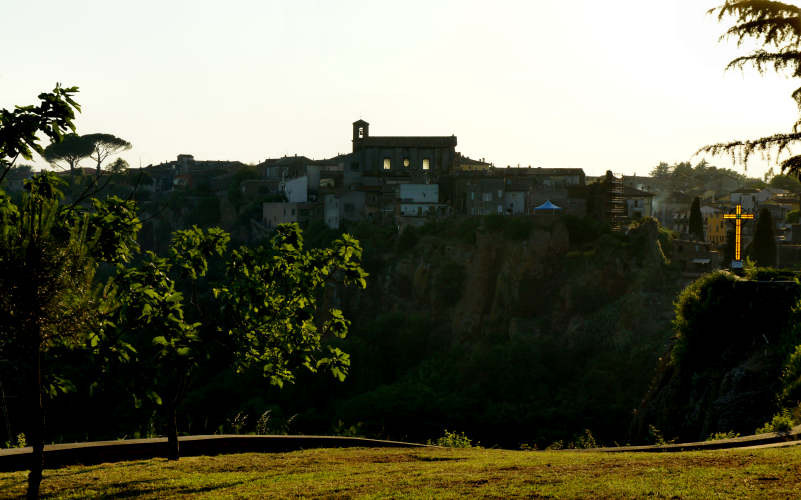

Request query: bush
[
  {"left": 567, "top": 429, "right": 599, "bottom": 449},
  {"left": 429, "top": 429, "right": 473, "bottom": 448},
  {"left": 563, "top": 215, "right": 607, "bottom": 247},
  {"left": 756, "top": 409, "right": 795, "bottom": 434},
  {"left": 648, "top": 424, "right": 675, "bottom": 445},
  {"left": 705, "top": 431, "right": 740, "bottom": 441}
]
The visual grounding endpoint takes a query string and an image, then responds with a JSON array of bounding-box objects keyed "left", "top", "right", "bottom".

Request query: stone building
[{"left": 349, "top": 120, "right": 457, "bottom": 176}]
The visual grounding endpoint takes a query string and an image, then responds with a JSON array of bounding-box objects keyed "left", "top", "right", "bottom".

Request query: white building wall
[
  {"left": 284, "top": 176, "right": 308, "bottom": 203},
  {"left": 324, "top": 194, "right": 341, "bottom": 229}
]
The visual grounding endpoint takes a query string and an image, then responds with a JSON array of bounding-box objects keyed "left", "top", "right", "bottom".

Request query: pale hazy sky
[{"left": 3, "top": 0, "right": 799, "bottom": 178}]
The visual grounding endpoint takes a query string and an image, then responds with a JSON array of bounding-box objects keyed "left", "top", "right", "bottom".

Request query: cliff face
[
  {"left": 353, "top": 218, "right": 678, "bottom": 344},
  {"left": 335, "top": 217, "right": 686, "bottom": 446}
]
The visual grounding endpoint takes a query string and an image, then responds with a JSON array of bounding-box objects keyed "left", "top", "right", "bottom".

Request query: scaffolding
[{"left": 607, "top": 172, "right": 625, "bottom": 231}]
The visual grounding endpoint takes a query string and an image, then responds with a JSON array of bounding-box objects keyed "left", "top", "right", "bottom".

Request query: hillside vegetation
[
  {"left": 632, "top": 269, "right": 801, "bottom": 443},
  {"left": 235, "top": 216, "right": 687, "bottom": 448}
]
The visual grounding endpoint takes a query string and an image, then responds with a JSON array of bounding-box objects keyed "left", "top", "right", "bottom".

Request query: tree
[
  {"left": 701, "top": 2, "right": 801, "bottom": 177},
  {"left": 82, "top": 133, "right": 131, "bottom": 175},
  {"left": 0, "top": 175, "right": 141, "bottom": 499},
  {"left": 749, "top": 207, "right": 777, "bottom": 266},
  {"left": 0, "top": 87, "right": 141, "bottom": 499},
  {"left": 689, "top": 197, "right": 704, "bottom": 241},
  {"left": 0, "top": 84, "right": 80, "bottom": 186},
  {"left": 109, "top": 226, "right": 228, "bottom": 461},
  {"left": 769, "top": 173, "right": 801, "bottom": 193},
  {"left": 107, "top": 157, "right": 129, "bottom": 174},
  {"left": 109, "top": 223, "right": 367, "bottom": 461},
  {"left": 42, "top": 133, "right": 93, "bottom": 174}
]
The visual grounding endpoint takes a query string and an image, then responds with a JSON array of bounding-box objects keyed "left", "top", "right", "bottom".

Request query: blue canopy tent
[{"left": 534, "top": 200, "right": 562, "bottom": 213}]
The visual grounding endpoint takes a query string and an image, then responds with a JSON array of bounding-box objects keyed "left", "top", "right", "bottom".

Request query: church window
[
  {"left": 383, "top": 158, "right": 391, "bottom": 170},
  {"left": 403, "top": 158, "right": 410, "bottom": 168},
  {"left": 497, "top": 190, "right": 502, "bottom": 199},
  {"left": 470, "top": 192, "right": 475, "bottom": 200},
  {"left": 358, "top": 127, "right": 364, "bottom": 139},
  {"left": 423, "top": 158, "right": 430, "bottom": 170}
]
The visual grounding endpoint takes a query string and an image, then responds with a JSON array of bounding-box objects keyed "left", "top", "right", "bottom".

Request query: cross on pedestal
[{"left": 723, "top": 204, "right": 754, "bottom": 265}]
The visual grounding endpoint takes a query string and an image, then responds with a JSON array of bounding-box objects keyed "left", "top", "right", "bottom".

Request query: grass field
[{"left": 1, "top": 446, "right": 800, "bottom": 498}]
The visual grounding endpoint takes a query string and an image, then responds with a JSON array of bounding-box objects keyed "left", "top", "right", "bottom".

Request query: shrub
[
  {"left": 756, "top": 409, "right": 795, "bottom": 434},
  {"left": 256, "top": 409, "right": 297, "bottom": 435},
  {"left": 648, "top": 424, "right": 675, "bottom": 445},
  {"left": 429, "top": 429, "right": 472, "bottom": 448},
  {"left": 563, "top": 215, "right": 607, "bottom": 247},
  {"left": 3, "top": 433, "right": 26, "bottom": 449},
  {"left": 705, "top": 431, "right": 740, "bottom": 441},
  {"left": 567, "top": 429, "right": 599, "bottom": 449}
]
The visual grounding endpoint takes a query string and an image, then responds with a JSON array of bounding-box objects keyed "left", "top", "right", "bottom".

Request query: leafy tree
[
  {"left": 688, "top": 196, "right": 704, "bottom": 241},
  {"left": 216, "top": 223, "right": 367, "bottom": 389},
  {"left": 749, "top": 207, "right": 777, "bottom": 266},
  {"left": 650, "top": 162, "right": 671, "bottom": 177},
  {"left": 0, "top": 175, "right": 141, "bottom": 499},
  {"left": 82, "top": 133, "right": 131, "bottom": 175},
  {"left": 769, "top": 174, "right": 801, "bottom": 192},
  {"left": 108, "top": 157, "right": 129, "bottom": 174},
  {"left": 109, "top": 223, "right": 367, "bottom": 461},
  {"left": 701, "top": 2, "right": 801, "bottom": 176},
  {"left": 0, "top": 87, "right": 142, "bottom": 500},
  {"left": 0, "top": 84, "right": 80, "bottom": 185},
  {"left": 42, "top": 133, "right": 93, "bottom": 174}
]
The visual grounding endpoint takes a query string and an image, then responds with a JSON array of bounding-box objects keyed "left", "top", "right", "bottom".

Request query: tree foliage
[
  {"left": 689, "top": 196, "right": 704, "bottom": 241},
  {"left": 701, "top": 1, "right": 801, "bottom": 176},
  {"left": 42, "top": 133, "right": 93, "bottom": 174},
  {"left": 82, "top": 133, "right": 131, "bottom": 175},
  {"left": 749, "top": 206, "right": 777, "bottom": 266},
  {"left": 0, "top": 84, "right": 80, "bottom": 185}
]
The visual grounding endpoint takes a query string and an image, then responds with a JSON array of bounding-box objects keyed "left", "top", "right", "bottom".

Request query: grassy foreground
[{"left": 1, "top": 446, "right": 801, "bottom": 499}]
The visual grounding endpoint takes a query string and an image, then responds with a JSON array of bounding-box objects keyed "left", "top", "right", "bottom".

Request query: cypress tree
[
  {"left": 688, "top": 197, "right": 704, "bottom": 241},
  {"left": 751, "top": 207, "right": 776, "bottom": 267}
]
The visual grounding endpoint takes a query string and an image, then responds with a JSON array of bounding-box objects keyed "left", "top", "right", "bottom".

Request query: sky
[{"left": 2, "top": 0, "right": 800, "bottom": 178}]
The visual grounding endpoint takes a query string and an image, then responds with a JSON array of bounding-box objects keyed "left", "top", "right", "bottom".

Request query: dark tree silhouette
[
  {"left": 42, "top": 133, "right": 93, "bottom": 174},
  {"left": 689, "top": 196, "right": 704, "bottom": 241},
  {"left": 750, "top": 207, "right": 777, "bottom": 266},
  {"left": 700, "top": 2, "right": 801, "bottom": 177},
  {"left": 83, "top": 133, "right": 131, "bottom": 175}
]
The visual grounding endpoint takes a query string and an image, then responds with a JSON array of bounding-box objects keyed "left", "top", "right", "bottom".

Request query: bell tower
[{"left": 353, "top": 120, "right": 369, "bottom": 151}]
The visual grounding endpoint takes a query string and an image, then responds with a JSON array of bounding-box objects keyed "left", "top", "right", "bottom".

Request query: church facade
[{"left": 349, "top": 120, "right": 457, "bottom": 176}]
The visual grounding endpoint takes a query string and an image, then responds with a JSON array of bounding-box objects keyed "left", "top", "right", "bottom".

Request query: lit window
[
  {"left": 403, "top": 158, "right": 410, "bottom": 168},
  {"left": 423, "top": 158, "right": 430, "bottom": 170},
  {"left": 383, "top": 158, "right": 391, "bottom": 170}
]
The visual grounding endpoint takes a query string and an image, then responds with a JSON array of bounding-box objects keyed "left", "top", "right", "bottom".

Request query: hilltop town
[{"left": 9, "top": 119, "right": 796, "bottom": 273}]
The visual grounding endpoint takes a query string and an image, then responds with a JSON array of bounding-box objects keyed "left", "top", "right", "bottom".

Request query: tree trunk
[
  {"left": 166, "top": 403, "right": 179, "bottom": 461},
  {"left": 26, "top": 348, "right": 44, "bottom": 500}
]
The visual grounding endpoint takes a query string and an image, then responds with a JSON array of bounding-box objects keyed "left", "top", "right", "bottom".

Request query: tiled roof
[{"left": 357, "top": 136, "right": 457, "bottom": 148}]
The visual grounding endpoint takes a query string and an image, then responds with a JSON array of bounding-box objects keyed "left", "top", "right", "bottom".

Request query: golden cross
[{"left": 723, "top": 204, "right": 754, "bottom": 261}]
